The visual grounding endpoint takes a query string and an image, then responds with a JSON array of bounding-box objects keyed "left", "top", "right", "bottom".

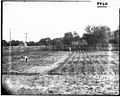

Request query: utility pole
[
  {"left": 24, "top": 33, "right": 29, "bottom": 46},
  {"left": 25, "top": 33, "right": 29, "bottom": 42},
  {"left": 8, "top": 28, "right": 12, "bottom": 72}
]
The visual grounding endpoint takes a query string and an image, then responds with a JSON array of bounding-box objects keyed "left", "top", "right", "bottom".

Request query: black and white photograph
[{"left": 1, "top": 0, "right": 120, "bottom": 95}]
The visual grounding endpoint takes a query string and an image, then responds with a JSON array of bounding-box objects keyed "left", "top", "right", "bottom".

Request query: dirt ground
[{"left": 2, "top": 51, "right": 119, "bottom": 95}]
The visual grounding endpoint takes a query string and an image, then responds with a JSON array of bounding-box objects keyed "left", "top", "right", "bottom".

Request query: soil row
[{"left": 48, "top": 51, "right": 119, "bottom": 75}]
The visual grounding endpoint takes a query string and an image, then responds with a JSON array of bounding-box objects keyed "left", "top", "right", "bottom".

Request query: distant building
[
  {"left": 18, "top": 43, "right": 24, "bottom": 46},
  {"left": 18, "top": 42, "right": 25, "bottom": 51},
  {"left": 24, "top": 42, "right": 27, "bottom": 47},
  {"left": 110, "top": 29, "right": 119, "bottom": 44},
  {"left": 114, "top": 30, "right": 119, "bottom": 44}
]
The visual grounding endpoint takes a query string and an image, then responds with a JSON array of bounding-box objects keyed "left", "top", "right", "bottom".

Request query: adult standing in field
[{"left": 69, "top": 47, "right": 71, "bottom": 54}]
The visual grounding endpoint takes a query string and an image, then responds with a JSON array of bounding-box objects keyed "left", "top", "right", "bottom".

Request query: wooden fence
[
  {"left": 51, "top": 44, "right": 119, "bottom": 51},
  {"left": 2, "top": 44, "right": 119, "bottom": 56}
]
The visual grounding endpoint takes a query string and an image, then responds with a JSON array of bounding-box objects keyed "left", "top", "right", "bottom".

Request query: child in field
[{"left": 22, "top": 56, "right": 28, "bottom": 62}]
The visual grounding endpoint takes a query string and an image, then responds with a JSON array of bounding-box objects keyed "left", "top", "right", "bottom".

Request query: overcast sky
[{"left": 3, "top": 0, "right": 120, "bottom": 42}]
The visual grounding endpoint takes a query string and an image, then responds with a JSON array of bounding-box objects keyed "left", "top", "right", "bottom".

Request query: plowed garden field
[{"left": 2, "top": 51, "right": 119, "bottom": 95}]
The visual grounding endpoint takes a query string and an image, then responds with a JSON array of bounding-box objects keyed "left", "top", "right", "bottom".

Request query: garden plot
[
  {"left": 2, "top": 51, "right": 69, "bottom": 74},
  {"left": 48, "top": 51, "right": 113, "bottom": 75},
  {"left": 2, "top": 51, "right": 119, "bottom": 95}
]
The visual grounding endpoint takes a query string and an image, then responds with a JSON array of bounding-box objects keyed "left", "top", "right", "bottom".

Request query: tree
[
  {"left": 82, "top": 33, "right": 92, "bottom": 45},
  {"left": 85, "top": 25, "right": 91, "bottom": 34},
  {"left": 73, "top": 31, "right": 81, "bottom": 42},
  {"left": 83, "top": 25, "right": 111, "bottom": 45},
  {"left": 39, "top": 38, "right": 51, "bottom": 46},
  {"left": 8, "top": 40, "right": 22, "bottom": 46},
  {"left": 2, "top": 40, "right": 8, "bottom": 46},
  {"left": 51, "top": 38, "right": 63, "bottom": 45},
  {"left": 63, "top": 32, "right": 74, "bottom": 45},
  {"left": 27, "top": 41, "right": 35, "bottom": 46}
]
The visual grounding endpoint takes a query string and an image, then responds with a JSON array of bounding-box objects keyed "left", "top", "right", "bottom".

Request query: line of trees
[
  {"left": 2, "top": 25, "right": 119, "bottom": 46},
  {"left": 82, "top": 25, "right": 111, "bottom": 45}
]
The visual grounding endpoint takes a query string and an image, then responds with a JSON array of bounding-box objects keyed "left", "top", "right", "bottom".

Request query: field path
[{"left": 25, "top": 52, "right": 70, "bottom": 74}]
